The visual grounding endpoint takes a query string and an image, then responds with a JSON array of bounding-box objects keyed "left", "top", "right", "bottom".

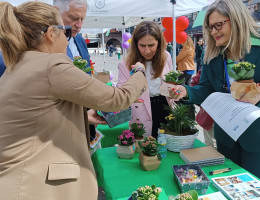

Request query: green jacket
[{"left": 186, "top": 46, "right": 260, "bottom": 153}]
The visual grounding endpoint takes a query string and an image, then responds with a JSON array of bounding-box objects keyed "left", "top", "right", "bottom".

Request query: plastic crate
[
  {"left": 100, "top": 107, "right": 132, "bottom": 128},
  {"left": 172, "top": 164, "right": 210, "bottom": 195}
]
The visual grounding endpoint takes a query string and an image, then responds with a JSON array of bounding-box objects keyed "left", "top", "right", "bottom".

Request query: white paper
[{"left": 201, "top": 92, "right": 260, "bottom": 141}]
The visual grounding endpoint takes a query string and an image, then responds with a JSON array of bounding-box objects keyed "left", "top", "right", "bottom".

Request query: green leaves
[
  {"left": 138, "top": 136, "right": 158, "bottom": 156},
  {"left": 229, "top": 61, "right": 255, "bottom": 81},
  {"left": 130, "top": 122, "right": 146, "bottom": 137},
  {"left": 73, "top": 56, "right": 92, "bottom": 73},
  {"left": 132, "top": 185, "right": 162, "bottom": 200},
  {"left": 163, "top": 70, "right": 185, "bottom": 84},
  {"left": 160, "top": 104, "right": 197, "bottom": 134}
]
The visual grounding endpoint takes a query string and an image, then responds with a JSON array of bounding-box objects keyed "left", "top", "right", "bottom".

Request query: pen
[{"left": 209, "top": 168, "right": 232, "bottom": 175}]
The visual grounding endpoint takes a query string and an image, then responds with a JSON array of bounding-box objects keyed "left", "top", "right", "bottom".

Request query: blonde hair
[
  {"left": 126, "top": 21, "right": 167, "bottom": 79},
  {"left": 0, "top": 2, "right": 61, "bottom": 70},
  {"left": 183, "top": 35, "right": 195, "bottom": 50},
  {"left": 203, "top": 0, "right": 260, "bottom": 64}
]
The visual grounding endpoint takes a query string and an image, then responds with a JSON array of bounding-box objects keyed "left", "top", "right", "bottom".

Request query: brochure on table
[
  {"left": 201, "top": 92, "right": 260, "bottom": 141},
  {"left": 211, "top": 173, "right": 260, "bottom": 200}
]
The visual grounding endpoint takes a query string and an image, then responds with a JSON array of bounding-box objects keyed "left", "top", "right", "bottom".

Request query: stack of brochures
[
  {"left": 180, "top": 146, "right": 225, "bottom": 167},
  {"left": 211, "top": 173, "right": 260, "bottom": 200}
]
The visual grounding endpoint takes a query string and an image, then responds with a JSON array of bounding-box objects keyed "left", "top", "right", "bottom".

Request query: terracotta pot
[
  {"left": 230, "top": 80, "right": 260, "bottom": 104},
  {"left": 134, "top": 136, "right": 144, "bottom": 153},
  {"left": 139, "top": 151, "right": 161, "bottom": 171},
  {"left": 117, "top": 144, "right": 135, "bottom": 159}
]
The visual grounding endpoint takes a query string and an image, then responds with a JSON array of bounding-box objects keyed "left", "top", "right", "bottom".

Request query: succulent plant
[
  {"left": 138, "top": 136, "right": 158, "bottom": 156},
  {"left": 229, "top": 61, "right": 255, "bottom": 81},
  {"left": 175, "top": 190, "right": 198, "bottom": 200},
  {"left": 132, "top": 185, "right": 162, "bottom": 200},
  {"left": 118, "top": 130, "right": 135, "bottom": 146},
  {"left": 163, "top": 70, "right": 185, "bottom": 84},
  {"left": 130, "top": 122, "right": 146, "bottom": 137},
  {"left": 73, "top": 56, "right": 92, "bottom": 73}
]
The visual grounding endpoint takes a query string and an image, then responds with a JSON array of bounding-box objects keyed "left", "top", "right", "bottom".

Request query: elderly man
[
  {"left": 54, "top": 0, "right": 106, "bottom": 147},
  {"left": 54, "top": 0, "right": 90, "bottom": 68}
]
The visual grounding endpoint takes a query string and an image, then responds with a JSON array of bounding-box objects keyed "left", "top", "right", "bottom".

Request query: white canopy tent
[{"left": 5, "top": 0, "right": 214, "bottom": 68}]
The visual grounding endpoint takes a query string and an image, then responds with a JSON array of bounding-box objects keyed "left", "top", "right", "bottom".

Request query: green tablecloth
[
  {"left": 97, "top": 122, "right": 129, "bottom": 148},
  {"left": 92, "top": 140, "right": 251, "bottom": 200}
]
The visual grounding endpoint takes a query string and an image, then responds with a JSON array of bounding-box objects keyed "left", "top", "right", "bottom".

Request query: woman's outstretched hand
[{"left": 168, "top": 85, "right": 188, "bottom": 101}]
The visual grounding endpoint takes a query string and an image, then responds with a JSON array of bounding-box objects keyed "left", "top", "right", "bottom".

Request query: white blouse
[{"left": 145, "top": 61, "right": 162, "bottom": 97}]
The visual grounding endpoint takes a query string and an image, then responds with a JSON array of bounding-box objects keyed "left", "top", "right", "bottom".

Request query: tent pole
[
  {"left": 171, "top": 0, "right": 177, "bottom": 71},
  {"left": 102, "top": 29, "right": 106, "bottom": 70}
]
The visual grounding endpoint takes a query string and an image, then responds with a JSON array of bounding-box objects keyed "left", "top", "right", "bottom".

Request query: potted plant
[
  {"left": 130, "top": 122, "right": 146, "bottom": 152},
  {"left": 160, "top": 104, "right": 198, "bottom": 152},
  {"left": 172, "top": 190, "right": 198, "bottom": 200},
  {"left": 131, "top": 185, "right": 162, "bottom": 200},
  {"left": 229, "top": 61, "right": 260, "bottom": 104},
  {"left": 160, "top": 70, "right": 185, "bottom": 97},
  {"left": 116, "top": 130, "right": 136, "bottom": 159},
  {"left": 138, "top": 136, "right": 161, "bottom": 171},
  {"left": 73, "top": 56, "right": 93, "bottom": 73},
  {"left": 163, "top": 70, "right": 185, "bottom": 85}
]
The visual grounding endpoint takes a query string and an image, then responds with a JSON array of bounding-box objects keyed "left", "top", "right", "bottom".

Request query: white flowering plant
[
  {"left": 174, "top": 190, "right": 198, "bottom": 200},
  {"left": 131, "top": 185, "right": 162, "bottom": 200}
]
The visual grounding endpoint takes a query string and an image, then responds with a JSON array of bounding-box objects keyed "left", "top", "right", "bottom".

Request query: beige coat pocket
[{"left": 48, "top": 162, "right": 80, "bottom": 180}]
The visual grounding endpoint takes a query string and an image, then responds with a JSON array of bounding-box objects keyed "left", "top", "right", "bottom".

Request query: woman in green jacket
[{"left": 169, "top": 0, "right": 260, "bottom": 178}]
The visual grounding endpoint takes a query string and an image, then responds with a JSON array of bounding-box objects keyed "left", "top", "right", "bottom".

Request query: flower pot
[
  {"left": 230, "top": 80, "right": 260, "bottom": 104},
  {"left": 117, "top": 144, "right": 135, "bottom": 159},
  {"left": 134, "top": 136, "right": 143, "bottom": 153},
  {"left": 139, "top": 151, "right": 161, "bottom": 171},
  {"left": 165, "top": 131, "right": 199, "bottom": 152}
]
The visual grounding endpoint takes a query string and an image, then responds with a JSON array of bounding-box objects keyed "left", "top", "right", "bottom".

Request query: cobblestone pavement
[{"left": 90, "top": 52, "right": 205, "bottom": 200}]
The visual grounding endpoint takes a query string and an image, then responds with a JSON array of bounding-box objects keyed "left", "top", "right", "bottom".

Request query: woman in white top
[{"left": 118, "top": 21, "right": 173, "bottom": 138}]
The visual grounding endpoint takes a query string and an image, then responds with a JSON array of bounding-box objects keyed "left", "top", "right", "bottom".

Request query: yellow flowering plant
[
  {"left": 229, "top": 61, "right": 255, "bottom": 81},
  {"left": 160, "top": 104, "right": 197, "bottom": 136}
]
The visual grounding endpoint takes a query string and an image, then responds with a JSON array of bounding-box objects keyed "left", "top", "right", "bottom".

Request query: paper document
[{"left": 201, "top": 92, "right": 260, "bottom": 141}]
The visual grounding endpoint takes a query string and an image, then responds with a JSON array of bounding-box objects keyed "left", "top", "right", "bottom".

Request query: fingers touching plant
[
  {"left": 118, "top": 130, "right": 135, "bottom": 145},
  {"left": 138, "top": 136, "right": 158, "bottom": 156}
]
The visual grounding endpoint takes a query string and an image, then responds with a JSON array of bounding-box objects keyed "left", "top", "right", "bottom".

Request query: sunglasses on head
[{"left": 42, "top": 25, "right": 72, "bottom": 41}]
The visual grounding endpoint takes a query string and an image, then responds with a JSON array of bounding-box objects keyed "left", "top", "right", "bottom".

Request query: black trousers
[{"left": 150, "top": 95, "right": 169, "bottom": 139}]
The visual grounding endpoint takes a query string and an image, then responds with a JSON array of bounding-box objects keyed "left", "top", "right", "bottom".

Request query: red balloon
[
  {"left": 85, "top": 39, "right": 90, "bottom": 44},
  {"left": 163, "top": 29, "right": 173, "bottom": 43},
  {"left": 176, "top": 31, "right": 188, "bottom": 44},
  {"left": 176, "top": 16, "right": 189, "bottom": 32},
  {"left": 162, "top": 17, "right": 173, "bottom": 30}
]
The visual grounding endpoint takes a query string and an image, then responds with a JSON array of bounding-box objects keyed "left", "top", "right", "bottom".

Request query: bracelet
[{"left": 130, "top": 66, "right": 145, "bottom": 76}]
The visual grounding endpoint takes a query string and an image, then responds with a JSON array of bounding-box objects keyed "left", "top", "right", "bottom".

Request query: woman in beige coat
[{"left": 0, "top": 2, "right": 147, "bottom": 200}]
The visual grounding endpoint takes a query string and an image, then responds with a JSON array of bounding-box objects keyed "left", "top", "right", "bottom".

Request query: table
[{"left": 92, "top": 140, "right": 249, "bottom": 200}]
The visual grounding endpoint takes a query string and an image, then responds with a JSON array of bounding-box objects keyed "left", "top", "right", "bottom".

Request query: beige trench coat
[{"left": 0, "top": 51, "right": 147, "bottom": 200}]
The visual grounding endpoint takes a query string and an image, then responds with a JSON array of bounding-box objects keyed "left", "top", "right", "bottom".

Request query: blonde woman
[
  {"left": 176, "top": 35, "right": 196, "bottom": 85},
  {"left": 0, "top": 2, "right": 147, "bottom": 199},
  {"left": 168, "top": 0, "right": 260, "bottom": 178}
]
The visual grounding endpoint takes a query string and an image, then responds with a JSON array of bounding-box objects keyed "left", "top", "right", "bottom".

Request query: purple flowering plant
[
  {"left": 118, "top": 130, "right": 135, "bottom": 146},
  {"left": 130, "top": 122, "right": 146, "bottom": 138}
]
